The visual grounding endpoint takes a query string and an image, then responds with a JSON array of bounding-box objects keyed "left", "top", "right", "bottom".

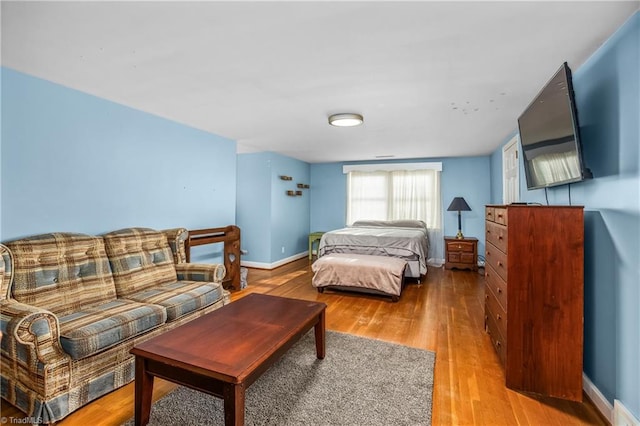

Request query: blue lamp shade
[
  {"left": 447, "top": 197, "right": 471, "bottom": 212},
  {"left": 447, "top": 197, "right": 471, "bottom": 239}
]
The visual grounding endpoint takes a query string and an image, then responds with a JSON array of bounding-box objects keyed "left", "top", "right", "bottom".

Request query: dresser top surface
[{"left": 486, "top": 204, "right": 584, "bottom": 209}]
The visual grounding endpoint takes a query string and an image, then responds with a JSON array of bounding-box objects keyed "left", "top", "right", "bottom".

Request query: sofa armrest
[
  {"left": 162, "top": 228, "right": 189, "bottom": 264},
  {"left": 1, "top": 299, "right": 71, "bottom": 398},
  {"left": 175, "top": 263, "right": 226, "bottom": 284},
  {"left": 1, "top": 243, "right": 13, "bottom": 300}
]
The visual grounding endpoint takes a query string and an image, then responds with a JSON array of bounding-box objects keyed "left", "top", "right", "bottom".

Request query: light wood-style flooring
[{"left": 1, "top": 258, "right": 606, "bottom": 425}]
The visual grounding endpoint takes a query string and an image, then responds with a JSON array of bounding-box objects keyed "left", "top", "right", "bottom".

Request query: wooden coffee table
[{"left": 131, "top": 293, "right": 327, "bottom": 426}]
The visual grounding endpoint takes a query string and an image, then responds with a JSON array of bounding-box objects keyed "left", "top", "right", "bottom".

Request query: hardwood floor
[{"left": 1, "top": 258, "right": 606, "bottom": 425}]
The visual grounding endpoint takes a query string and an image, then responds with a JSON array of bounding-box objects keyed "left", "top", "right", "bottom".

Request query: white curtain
[{"left": 346, "top": 169, "right": 443, "bottom": 266}]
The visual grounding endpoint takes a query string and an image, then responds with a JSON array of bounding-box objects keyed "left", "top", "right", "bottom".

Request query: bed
[{"left": 317, "top": 220, "right": 429, "bottom": 278}]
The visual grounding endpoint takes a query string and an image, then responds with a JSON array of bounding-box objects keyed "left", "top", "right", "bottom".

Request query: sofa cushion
[
  {"left": 102, "top": 228, "right": 178, "bottom": 298},
  {"left": 58, "top": 298, "right": 167, "bottom": 360},
  {"left": 5, "top": 233, "right": 117, "bottom": 316},
  {"left": 123, "top": 281, "right": 224, "bottom": 322}
]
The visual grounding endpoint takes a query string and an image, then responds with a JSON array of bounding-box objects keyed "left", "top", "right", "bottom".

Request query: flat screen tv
[{"left": 518, "top": 62, "right": 592, "bottom": 190}]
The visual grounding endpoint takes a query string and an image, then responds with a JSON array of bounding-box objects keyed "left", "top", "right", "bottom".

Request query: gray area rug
[{"left": 123, "top": 330, "right": 435, "bottom": 425}]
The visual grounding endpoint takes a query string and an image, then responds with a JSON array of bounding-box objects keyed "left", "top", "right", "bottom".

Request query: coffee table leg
[
  {"left": 134, "top": 357, "right": 154, "bottom": 426},
  {"left": 314, "top": 309, "right": 326, "bottom": 359},
  {"left": 223, "top": 383, "right": 245, "bottom": 426}
]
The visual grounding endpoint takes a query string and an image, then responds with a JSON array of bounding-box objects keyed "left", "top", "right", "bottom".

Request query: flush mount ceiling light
[{"left": 328, "top": 113, "right": 364, "bottom": 127}]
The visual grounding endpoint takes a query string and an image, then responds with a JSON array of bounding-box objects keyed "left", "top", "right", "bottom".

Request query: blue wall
[
  {"left": 269, "top": 153, "right": 310, "bottom": 261},
  {"left": 441, "top": 157, "right": 491, "bottom": 255},
  {"left": 309, "top": 162, "right": 347, "bottom": 232},
  {"left": 309, "top": 156, "right": 492, "bottom": 256},
  {"left": 237, "top": 151, "right": 310, "bottom": 264},
  {"left": 489, "top": 13, "right": 639, "bottom": 418},
  {"left": 1, "top": 68, "right": 237, "bottom": 265},
  {"left": 236, "top": 152, "right": 273, "bottom": 263}
]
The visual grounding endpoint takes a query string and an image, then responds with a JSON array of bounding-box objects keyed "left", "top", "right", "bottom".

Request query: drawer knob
[
  {"left": 497, "top": 287, "right": 502, "bottom": 294},
  {"left": 496, "top": 341, "right": 502, "bottom": 348},
  {"left": 497, "top": 261, "right": 503, "bottom": 267},
  {"left": 497, "top": 314, "right": 502, "bottom": 320},
  {"left": 457, "top": 245, "right": 461, "bottom": 249},
  {"left": 498, "top": 236, "right": 503, "bottom": 240}
]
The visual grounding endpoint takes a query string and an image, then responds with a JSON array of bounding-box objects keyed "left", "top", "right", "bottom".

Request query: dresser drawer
[
  {"left": 485, "top": 243, "right": 508, "bottom": 282},
  {"left": 485, "top": 206, "right": 496, "bottom": 222},
  {"left": 485, "top": 266, "right": 508, "bottom": 312},
  {"left": 485, "top": 309, "right": 506, "bottom": 366},
  {"left": 494, "top": 207, "right": 507, "bottom": 225},
  {"left": 485, "top": 289, "right": 507, "bottom": 339},
  {"left": 486, "top": 221, "right": 508, "bottom": 253},
  {"left": 446, "top": 240, "right": 475, "bottom": 253}
]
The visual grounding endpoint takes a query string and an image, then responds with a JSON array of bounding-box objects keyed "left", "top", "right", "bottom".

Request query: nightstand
[
  {"left": 444, "top": 236, "right": 478, "bottom": 271},
  {"left": 308, "top": 232, "right": 325, "bottom": 260}
]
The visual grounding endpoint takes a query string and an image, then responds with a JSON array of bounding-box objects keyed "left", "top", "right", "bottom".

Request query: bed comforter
[{"left": 317, "top": 220, "right": 429, "bottom": 276}]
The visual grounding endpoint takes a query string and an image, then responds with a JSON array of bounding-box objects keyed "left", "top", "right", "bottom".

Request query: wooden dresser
[{"left": 484, "top": 204, "right": 584, "bottom": 401}]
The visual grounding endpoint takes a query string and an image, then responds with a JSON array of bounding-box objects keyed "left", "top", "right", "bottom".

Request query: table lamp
[{"left": 447, "top": 197, "right": 471, "bottom": 239}]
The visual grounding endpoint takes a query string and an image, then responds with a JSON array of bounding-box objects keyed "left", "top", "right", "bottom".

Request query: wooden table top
[{"left": 131, "top": 294, "right": 326, "bottom": 384}]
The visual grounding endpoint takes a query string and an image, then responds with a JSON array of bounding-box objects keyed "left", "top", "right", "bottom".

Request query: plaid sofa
[{"left": 0, "top": 227, "right": 230, "bottom": 424}]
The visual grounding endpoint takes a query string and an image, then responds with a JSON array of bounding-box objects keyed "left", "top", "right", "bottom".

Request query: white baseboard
[
  {"left": 241, "top": 251, "right": 308, "bottom": 270},
  {"left": 427, "top": 258, "right": 445, "bottom": 268},
  {"left": 583, "top": 373, "right": 613, "bottom": 423},
  {"left": 614, "top": 399, "right": 640, "bottom": 426}
]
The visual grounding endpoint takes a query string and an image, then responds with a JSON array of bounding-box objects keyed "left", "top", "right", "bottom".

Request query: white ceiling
[{"left": 2, "top": 1, "right": 638, "bottom": 163}]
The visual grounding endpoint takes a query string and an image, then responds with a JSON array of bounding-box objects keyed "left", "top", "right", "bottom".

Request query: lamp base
[{"left": 456, "top": 230, "right": 464, "bottom": 239}]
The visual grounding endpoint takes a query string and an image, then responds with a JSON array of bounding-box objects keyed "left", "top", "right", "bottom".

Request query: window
[{"left": 343, "top": 163, "right": 444, "bottom": 265}]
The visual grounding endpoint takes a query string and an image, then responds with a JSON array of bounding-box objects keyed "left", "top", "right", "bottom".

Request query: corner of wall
[{"left": 583, "top": 373, "right": 614, "bottom": 423}]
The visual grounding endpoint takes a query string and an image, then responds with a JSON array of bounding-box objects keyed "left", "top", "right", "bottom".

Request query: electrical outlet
[{"left": 281, "top": 246, "right": 285, "bottom": 254}]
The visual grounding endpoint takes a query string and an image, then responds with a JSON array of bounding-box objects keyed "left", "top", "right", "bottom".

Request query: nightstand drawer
[
  {"left": 446, "top": 240, "right": 475, "bottom": 253},
  {"left": 460, "top": 253, "right": 475, "bottom": 263}
]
